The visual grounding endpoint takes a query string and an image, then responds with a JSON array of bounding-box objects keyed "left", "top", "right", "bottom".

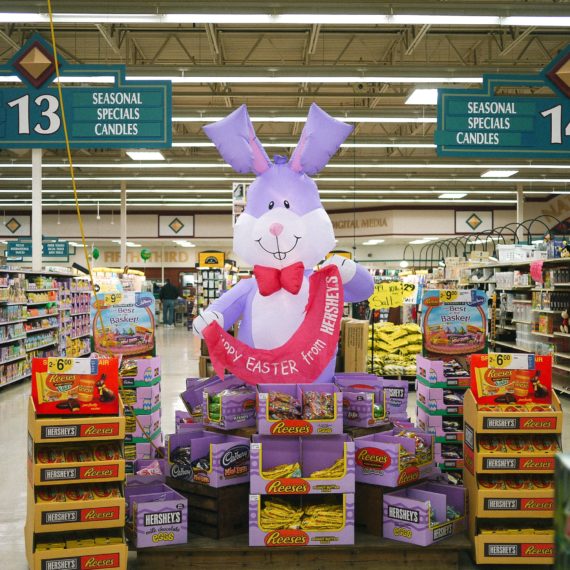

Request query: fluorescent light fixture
[
  {"left": 126, "top": 151, "right": 165, "bottom": 161},
  {"left": 481, "top": 170, "right": 518, "bottom": 178},
  {"left": 532, "top": 239, "right": 544, "bottom": 245},
  {"left": 405, "top": 88, "right": 438, "bottom": 105},
  {"left": 68, "top": 241, "right": 82, "bottom": 247},
  {"left": 362, "top": 239, "right": 385, "bottom": 245},
  {"left": 439, "top": 192, "right": 467, "bottom": 199},
  {"left": 173, "top": 239, "right": 196, "bottom": 248},
  {"left": 170, "top": 141, "right": 437, "bottom": 149},
  {"left": 399, "top": 260, "right": 410, "bottom": 268},
  {"left": 1, "top": 12, "right": 569, "bottom": 27},
  {"left": 409, "top": 239, "right": 431, "bottom": 245}
]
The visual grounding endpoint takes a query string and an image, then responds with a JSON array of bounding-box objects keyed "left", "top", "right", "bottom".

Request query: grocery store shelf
[
  {"left": 554, "top": 332, "right": 570, "bottom": 338},
  {"left": 0, "top": 319, "right": 26, "bottom": 326},
  {"left": 556, "top": 352, "right": 570, "bottom": 360},
  {"left": 27, "top": 301, "right": 58, "bottom": 306},
  {"left": 59, "top": 309, "right": 90, "bottom": 316},
  {"left": 531, "top": 308, "right": 558, "bottom": 313},
  {"left": 25, "top": 288, "right": 58, "bottom": 293},
  {"left": 531, "top": 288, "right": 555, "bottom": 292},
  {"left": 554, "top": 363, "right": 570, "bottom": 373},
  {"left": 26, "top": 313, "right": 58, "bottom": 321},
  {"left": 0, "top": 334, "right": 26, "bottom": 345},
  {"left": 490, "top": 339, "right": 532, "bottom": 352},
  {"left": 511, "top": 320, "right": 532, "bottom": 325},
  {"left": 0, "top": 353, "right": 26, "bottom": 365},
  {"left": 512, "top": 299, "right": 532, "bottom": 304},
  {"left": 25, "top": 340, "right": 57, "bottom": 352},
  {"left": 554, "top": 283, "right": 570, "bottom": 287},
  {"left": 0, "top": 372, "right": 31, "bottom": 388},
  {"left": 4, "top": 301, "right": 27, "bottom": 306},
  {"left": 532, "top": 331, "right": 555, "bottom": 338},
  {"left": 497, "top": 324, "right": 516, "bottom": 331},
  {"left": 70, "top": 332, "right": 90, "bottom": 340},
  {"left": 26, "top": 324, "right": 58, "bottom": 334}
]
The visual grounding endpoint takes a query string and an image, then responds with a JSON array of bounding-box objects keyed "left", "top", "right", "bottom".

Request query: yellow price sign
[
  {"left": 402, "top": 282, "right": 416, "bottom": 299},
  {"left": 48, "top": 358, "right": 74, "bottom": 373},
  {"left": 369, "top": 282, "right": 404, "bottom": 309},
  {"left": 488, "top": 353, "right": 513, "bottom": 369},
  {"left": 104, "top": 292, "right": 122, "bottom": 305},
  {"left": 439, "top": 290, "right": 459, "bottom": 303}
]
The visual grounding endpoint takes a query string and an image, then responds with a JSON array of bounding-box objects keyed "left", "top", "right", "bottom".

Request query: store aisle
[
  {"left": 0, "top": 325, "right": 199, "bottom": 569},
  {"left": 2, "top": 327, "right": 570, "bottom": 568}
]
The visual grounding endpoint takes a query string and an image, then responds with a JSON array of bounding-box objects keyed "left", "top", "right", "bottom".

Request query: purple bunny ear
[
  {"left": 289, "top": 103, "right": 353, "bottom": 175},
  {"left": 203, "top": 104, "right": 271, "bottom": 175}
]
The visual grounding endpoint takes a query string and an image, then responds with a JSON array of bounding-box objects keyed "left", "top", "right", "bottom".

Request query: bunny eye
[
  {"left": 268, "top": 201, "right": 275, "bottom": 210},
  {"left": 284, "top": 200, "right": 290, "bottom": 209}
]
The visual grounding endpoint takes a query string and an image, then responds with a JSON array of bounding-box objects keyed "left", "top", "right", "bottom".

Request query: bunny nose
[{"left": 269, "top": 222, "right": 284, "bottom": 236}]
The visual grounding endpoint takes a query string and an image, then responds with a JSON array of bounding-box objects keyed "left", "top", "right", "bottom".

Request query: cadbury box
[
  {"left": 354, "top": 428, "right": 437, "bottom": 488},
  {"left": 167, "top": 429, "right": 250, "bottom": 488},
  {"left": 416, "top": 381, "right": 464, "bottom": 415},
  {"left": 249, "top": 493, "right": 354, "bottom": 547},
  {"left": 383, "top": 481, "right": 466, "bottom": 547},
  {"left": 257, "top": 383, "right": 343, "bottom": 436},
  {"left": 416, "top": 406, "right": 463, "bottom": 443},
  {"left": 119, "top": 356, "right": 161, "bottom": 388},
  {"left": 125, "top": 483, "right": 188, "bottom": 548},
  {"left": 416, "top": 355, "right": 470, "bottom": 389},
  {"left": 474, "top": 528, "right": 554, "bottom": 565},
  {"left": 250, "top": 434, "right": 354, "bottom": 495},
  {"left": 203, "top": 378, "right": 256, "bottom": 430}
]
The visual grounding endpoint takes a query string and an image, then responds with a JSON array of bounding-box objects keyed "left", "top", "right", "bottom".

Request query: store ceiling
[{"left": 0, "top": 1, "right": 569, "bottom": 212}]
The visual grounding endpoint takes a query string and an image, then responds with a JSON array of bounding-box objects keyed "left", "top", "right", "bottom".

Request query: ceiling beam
[
  {"left": 404, "top": 24, "right": 430, "bottom": 56},
  {"left": 95, "top": 24, "right": 121, "bottom": 56},
  {"left": 0, "top": 27, "right": 19, "bottom": 50},
  {"left": 499, "top": 26, "right": 536, "bottom": 57}
]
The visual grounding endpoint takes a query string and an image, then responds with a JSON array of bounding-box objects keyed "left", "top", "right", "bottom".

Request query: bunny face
[
  {"left": 234, "top": 163, "right": 335, "bottom": 268},
  {"left": 203, "top": 103, "right": 353, "bottom": 269}
]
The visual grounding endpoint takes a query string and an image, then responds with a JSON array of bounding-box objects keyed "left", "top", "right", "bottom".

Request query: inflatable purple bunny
[{"left": 193, "top": 103, "right": 374, "bottom": 382}]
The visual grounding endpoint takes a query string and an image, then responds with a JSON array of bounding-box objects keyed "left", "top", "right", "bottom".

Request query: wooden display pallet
[{"left": 137, "top": 532, "right": 471, "bottom": 570}]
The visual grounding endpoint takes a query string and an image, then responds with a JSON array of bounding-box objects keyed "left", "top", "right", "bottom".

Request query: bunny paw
[
  {"left": 192, "top": 310, "right": 224, "bottom": 339},
  {"left": 322, "top": 254, "right": 357, "bottom": 284}
]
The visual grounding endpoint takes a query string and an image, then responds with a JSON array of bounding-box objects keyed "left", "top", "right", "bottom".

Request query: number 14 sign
[
  {"left": 436, "top": 44, "right": 570, "bottom": 158},
  {"left": 0, "top": 33, "right": 171, "bottom": 149}
]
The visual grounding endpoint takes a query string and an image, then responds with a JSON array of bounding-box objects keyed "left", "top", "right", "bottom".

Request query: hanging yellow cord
[{"left": 46, "top": 2, "right": 164, "bottom": 458}]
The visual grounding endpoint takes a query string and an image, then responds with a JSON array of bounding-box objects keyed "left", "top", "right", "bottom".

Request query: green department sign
[
  {"left": 436, "top": 45, "right": 570, "bottom": 158},
  {"left": 0, "top": 34, "right": 171, "bottom": 149}
]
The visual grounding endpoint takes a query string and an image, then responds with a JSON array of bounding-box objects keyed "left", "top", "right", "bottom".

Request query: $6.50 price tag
[
  {"left": 488, "top": 353, "right": 535, "bottom": 370},
  {"left": 47, "top": 358, "right": 98, "bottom": 375}
]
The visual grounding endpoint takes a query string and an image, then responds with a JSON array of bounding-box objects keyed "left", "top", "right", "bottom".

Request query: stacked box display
[
  {"left": 416, "top": 355, "right": 470, "bottom": 483},
  {"left": 119, "top": 357, "right": 163, "bottom": 470},
  {"left": 25, "top": 397, "right": 128, "bottom": 570},
  {"left": 250, "top": 383, "right": 354, "bottom": 546},
  {"left": 464, "top": 389, "right": 562, "bottom": 565},
  {"left": 555, "top": 454, "right": 570, "bottom": 570}
]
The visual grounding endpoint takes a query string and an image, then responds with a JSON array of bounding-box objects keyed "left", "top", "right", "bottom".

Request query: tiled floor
[{"left": 1, "top": 326, "right": 569, "bottom": 568}]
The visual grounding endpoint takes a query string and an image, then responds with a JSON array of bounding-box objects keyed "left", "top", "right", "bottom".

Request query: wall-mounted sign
[
  {"left": 198, "top": 251, "right": 225, "bottom": 268},
  {"left": 455, "top": 211, "right": 493, "bottom": 234},
  {"left": 158, "top": 214, "right": 194, "bottom": 237},
  {"left": 437, "top": 45, "right": 570, "bottom": 157},
  {"left": 0, "top": 34, "right": 171, "bottom": 149},
  {"left": 6, "top": 239, "right": 69, "bottom": 259},
  {"left": 0, "top": 215, "right": 31, "bottom": 237}
]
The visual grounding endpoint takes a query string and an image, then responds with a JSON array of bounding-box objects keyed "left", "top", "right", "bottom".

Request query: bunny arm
[
  {"left": 204, "top": 278, "right": 256, "bottom": 330},
  {"left": 343, "top": 263, "right": 375, "bottom": 303}
]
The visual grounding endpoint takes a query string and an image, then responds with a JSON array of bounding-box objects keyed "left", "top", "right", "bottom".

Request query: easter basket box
[
  {"left": 249, "top": 434, "right": 354, "bottom": 495},
  {"left": 256, "top": 383, "right": 343, "bottom": 436}
]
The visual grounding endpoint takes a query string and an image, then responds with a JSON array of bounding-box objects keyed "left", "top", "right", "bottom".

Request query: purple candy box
[
  {"left": 257, "top": 383, "right": 343, "bottom": 436},
  {"left": 126, "top": 483, "right": 188, "bottom": 548},
  {"left": 167, "top": 429, "right": 250, "bottom": 487},
  {"left": 250, "top": 434, "right": 355, "bottom": 494},
  {"left": 416, "top": 406, "right": 463, "bottom": 442},
  {"left": 354, "top": 428, "right": 437, "bottom": 488},
  {"left": 383, "top": 481, "right": 466, "bottom": 546},
  {"left": 417, "top": 381, "right": 464, "bottom": 414},
  {"left": 249, "top": 493, "right": 355, "bottom": 547},
  {"left": 202, "top": 378, "right": 256, "bottom": 430}
]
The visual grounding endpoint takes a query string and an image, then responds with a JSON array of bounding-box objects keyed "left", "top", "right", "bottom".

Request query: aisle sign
[
  {"left": 437, "top": 44, "right": 570, "bottom": 157},
  {"left": 7, "top": 240, "right": 32, "bottom": 258},
  {"left": 6, "top": 239, "right": 69, "bottom": 258},
  {"left": 0, "top": 34, "right": 171, "bottom": 149}
]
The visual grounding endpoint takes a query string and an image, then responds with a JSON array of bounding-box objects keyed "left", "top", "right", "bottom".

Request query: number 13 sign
[{"left": 0, "top": 33, "right": 171, "bottom": 149}]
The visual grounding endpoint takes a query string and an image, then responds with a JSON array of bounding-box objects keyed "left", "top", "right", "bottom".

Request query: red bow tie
[{"left": 254, "top": 262, "right": 305, "bottom": 296}]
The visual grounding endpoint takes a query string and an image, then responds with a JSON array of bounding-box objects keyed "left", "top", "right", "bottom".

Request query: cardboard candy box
[
  {"left": 416, "top": 406, "right": 464, "bottom": 443},
  {"left": 249, "top": 493, "right": 354, "bottom": 547},
  {"left": 257, "top": 383, "right": 343, "bottom": 436},
  {"left": 120, "top": 383, "right": 161, "bottom": 414},
  {"left": 126, "top": 459, "right": 168, "bottom": 486},
  {"left": 125, "top": 483, "right": 187, "bottom": 548},
  {"left": 119, "top": 356, "right": 161, "bottom": 388},
  {"left": 354, "top": 428, "right": 437, "bottom": 488},
  {"left": 202, "top": 378, "right": 256, "bottom": 430},
  {"left": 334, "top": 374, "right": 408, "bottom": 428},
  {"left": 250, "top": 434, "right": 355, "bottom": 495},
  {"left": 167, "top": 429, "right": 250, "bottom": 488},
  {"left": 416, "top": 381, "right": 465, "bottom": 415},
  {"left": 124, "top": 408, "right": 161, "bottom": 443},
  {"left": 383, "top": 481, "right": 467, "bottom": 547},
  {"left": 31, "top": 357, "right": 120, "bottom": 416},
  {"left": 181, "top": 376, "right": 223, "bottom": 422},
  {"left": 416, "top": 355, "right": 470, "bottom": 389},
  {"left": 435, "top": 442, "right": 464, "bottom": 469}
]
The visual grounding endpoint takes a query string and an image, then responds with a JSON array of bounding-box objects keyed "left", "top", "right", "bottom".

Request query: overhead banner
[
  {"left": 0, "top": 34, "right": 171, "bottom": 149},
  {"left": 436, "top": 44, "right": 570, "bottom": 158}
]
